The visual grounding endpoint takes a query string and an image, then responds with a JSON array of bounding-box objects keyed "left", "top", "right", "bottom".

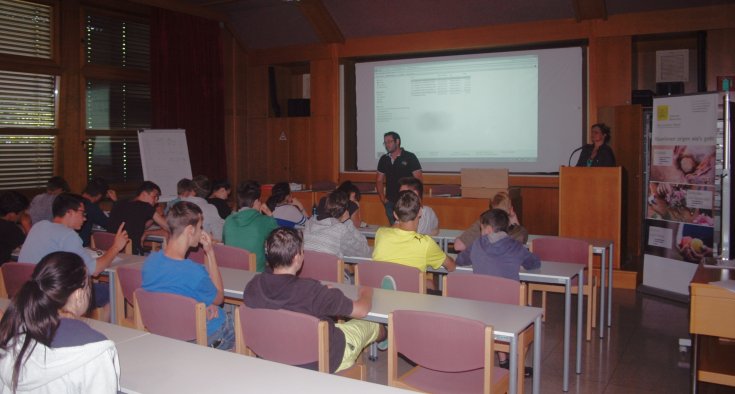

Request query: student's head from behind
[
  {"left": 52, "top": 193, "right": 86, "bottom": 229},
  {"left": 265, "top": 227, "right": 303, "bottom": 271},
  {"left": 393, "top": 190, "right": 422, "bottom": 223},
  {"left": 166, "top": 201, "right": 203, "bottom": 247},
  {"left": 211, "top": 180, "right": 231, "bottom": 199},
  {"left": 0, "top": 191, "right": 29, "bottom": 220},
  {"left": 176, "top": 178, "right": 196, "bottom": 198},
  {"left": 266, "top": 182, "right": 291, "bottom": 212},
  {"left": 337, "top": 181, "right": 361, "bottom": 202},
  {"left": 490, "top": 191, "right": 513, "bottom": 214},
  {"left": 46, "top": 176, "right": 70, "bottom": 194},
  {"left": 480, "top": 209, "right": 509, "bottom": 235},
  {"left": 82, "top": 177, "right": 110, "bottom": 202},
  {"left": 398, "top": 177, "right": 424, "bottom": 199},
  {"left": 236, "top": 180, "right": 262, "bottom": 209},
  {"left": 324, "top": 190, "right": 349, "bottom": 220},
  {"left": 0, "top": 251, "right": 90, "bottom": 391},
  {"left": 192, "top": 175, "right": 211, "bottom": 199},
  {"left": 136, "top": 181, "right": 161, "bottom": 206}
]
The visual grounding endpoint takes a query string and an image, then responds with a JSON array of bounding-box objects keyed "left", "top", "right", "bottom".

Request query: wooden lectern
[{"left": 558, "top": 166, "right": 622, "bottom": 269}]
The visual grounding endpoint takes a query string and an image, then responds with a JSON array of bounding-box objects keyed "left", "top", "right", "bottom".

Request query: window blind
[
  {"left": 0, "top": 70, "right": 56, "bottom": 128},
  {"left": 85, "top": 12, "right": 149, "bottom": 70},
  {"left": 86, "top": 134, "right": 143, "bottom": 184},
  {"left": 0, "top": 135, "right": 55, "bottom": 190},
  {"left": 0, "top": 0, "right": 52, "bottom": 59}
]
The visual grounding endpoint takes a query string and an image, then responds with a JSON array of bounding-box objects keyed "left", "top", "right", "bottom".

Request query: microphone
[{"left": 568, "top": 146, "right": 585, "bottom": 167}]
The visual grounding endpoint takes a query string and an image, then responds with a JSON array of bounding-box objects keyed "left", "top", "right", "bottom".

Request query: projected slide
[
  {"left": 354, "top": 47, "right": 583, "bottom": 173},
  {"left": 374, "top": 56, "right": 538, "bottom": 162}
]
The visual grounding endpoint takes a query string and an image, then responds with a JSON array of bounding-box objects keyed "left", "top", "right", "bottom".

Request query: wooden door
[{"left": 267, "top": 118, "right": 289, "bottom": 182}]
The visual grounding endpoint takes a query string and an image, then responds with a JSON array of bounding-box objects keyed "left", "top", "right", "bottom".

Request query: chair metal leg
[{"left": 369, "top": 342, "right": 378, "bottom": 361}]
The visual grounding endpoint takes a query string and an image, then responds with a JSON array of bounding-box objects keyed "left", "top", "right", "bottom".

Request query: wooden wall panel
[
  {"left": 519, "top": 187, "right": 559, "bottom": 236},
  {"left": 599, "top": 105, "right": 644, "bottom": 269},
  {"left": 246, "top": 117, "right": 268, "bottom": 183},
  {"left": 247, "top": 65, "right": 268, "bottom": 118},
  {"left": 288, "top": 117, "right": 311, "bottom": 185},
  {"left": 706, "top": 28, "right": 735, "bottom": 92},
  {"left": 266, "top": 118, "right": 289, "bottom": 182},
  {"left": 589, "top": 35, "right": 633, "bottom": 124}
]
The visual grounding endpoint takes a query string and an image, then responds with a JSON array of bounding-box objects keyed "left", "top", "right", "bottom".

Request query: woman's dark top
[{"left": 575, "top": 144, "right": 616, "bottom": 167}]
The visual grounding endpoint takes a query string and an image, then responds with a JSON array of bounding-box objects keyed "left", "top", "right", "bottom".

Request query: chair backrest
[
  {"left": 300, "top": 250, "right": 343, "bottom": 283},
  {"left": 92, "top": 231, "right": 132, "bottom": 254},
  {"left": 355, "top": 261, "right": 425, "bottom": 293},
  {"left": 0, "top": 263, "right": 36, "bottom": 298},
  {"left": 390, "top": 310, "right": 491, "bottom": 373},
  {"left": 187, "top": 247, "right": 205, "bottom": 264},
  {"left": 235, "top": 305, "right": 328, "bottom": 371},
  {"left": 442, "top": 273, "right": 525, "bottom": 305},
  {"left": 529, "top": 237, "right": 591, "bottom": 266},
  {"left": 116, "top": 265, "right": 142, "bottom": 305},
  {"left": 213, "top": 243, "right": 255, "bottom": 271},
  {"left": 133, "top": 289, "right": 207, "bottom": 345}
]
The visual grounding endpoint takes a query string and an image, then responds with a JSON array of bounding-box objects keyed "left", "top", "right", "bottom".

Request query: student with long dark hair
[{"left": 0, "top": 252, "right": 120, "bottom": 393}]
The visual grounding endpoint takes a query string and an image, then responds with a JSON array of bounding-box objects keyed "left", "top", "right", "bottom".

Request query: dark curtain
[{"left": 151, "top": 9, "right": 226, "bottom": 180}]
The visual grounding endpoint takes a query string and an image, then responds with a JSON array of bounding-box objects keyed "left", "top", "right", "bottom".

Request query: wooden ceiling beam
[
  {"left": 296, "top": 0, "right": 344, "bottom": 44},
  {"left": 126, "top": 0, "right": 227, "bottom": 21},
  {"left": 572, "top": 0, "right": 607, "bottom": 22}
]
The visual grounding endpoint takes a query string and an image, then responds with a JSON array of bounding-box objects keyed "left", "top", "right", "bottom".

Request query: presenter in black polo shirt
[{"left": 376, "top": 131, "right": 422, "bottom": 224}]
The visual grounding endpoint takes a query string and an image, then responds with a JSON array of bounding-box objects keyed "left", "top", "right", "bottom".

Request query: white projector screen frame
[{"left": 354, "top": 47, "right": 584, "bottom": 173}]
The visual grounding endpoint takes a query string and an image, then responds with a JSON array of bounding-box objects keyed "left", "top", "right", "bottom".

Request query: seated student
[
  {"left": 18, "top": 193, "right": 128, "bottom": 316},
  {"left": 372, "top": 190, "right": 455, "bottom": 273},
  {"left": 0, "top": 191, "right": 30, "bottom": 264},
  {"left": 454, "top": 191, "right": 528, "bottom": 252},
  {"left": 208, "top": 179, "right": 233, "bottom": 220},
  {"left": 304, "top": 190, "right": 371, "bottom": 258},
  {"left": 107, "top": 181, "right": 169, "bottom": 255},
  {"left": 398, "top": 177, "right": 438, "bottom": 235},
  {"left": 180, "top": 175, "right": 224, "bottom": 241},
  {"left": 266, "top": 182, "right": 307, "bottom": 228},
  {"left": 223, "top": 180, "right": 278, "bottom": 272},
  {"left": 455, "top": 208, "right": 539, "bottom": 376},
  {"left": 28, "top": 175, "right": 69, "bottom": 225},
  {"left": 165, "top": 178, "right": 196, "bottom": 215},
  {"left": 78, "top": 177, "right": 117, "bottom": 247},
  {"left": 456, "top": 209, "right": 540, "bottom": 281},
  {"left": 142, "top": 201, "right": 234, "bottom": 350},
  {"left": 316, "top": 181, "right": 362, "bottom": 229},
  {"left": 243, "top": 227, "right": 381, "bottom": 373},
  {"left": 0, "top": 252, "right": 120, "bottom": 393}
]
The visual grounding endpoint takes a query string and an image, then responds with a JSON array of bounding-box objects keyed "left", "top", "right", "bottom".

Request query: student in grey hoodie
[
  {"left": 303, "top": 190, "right": 371, "bottom": 259},
  {"left": 456, "top": 208, "right": 540, "bottom": 281},
  {"left": 223, "top": 181, "right": 278, "bottom": 272}
]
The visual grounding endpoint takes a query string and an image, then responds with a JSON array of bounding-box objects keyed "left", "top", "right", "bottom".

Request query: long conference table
[
  {"left": 343, "top": 255, "right": 583, "bottom": 392},
  {"left": 359, "top": 225, "right": 614, "bottom": 339},
  {"left": 107, "top": 256, "right": 542, "bottom": 394},
  {"left": 0, "top": 299, "right": 411, "bottom": 393}
]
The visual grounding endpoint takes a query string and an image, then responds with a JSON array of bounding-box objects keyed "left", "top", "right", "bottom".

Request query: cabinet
[
  {"left": 690, "top": 264, "right": 735, "bottom": 391},
  {"left": 267, "top": 117, "right": 311, "bottom": 184}
]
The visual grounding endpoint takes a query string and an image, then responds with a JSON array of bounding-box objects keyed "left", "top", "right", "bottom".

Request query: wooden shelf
[{"left": 698, "top": 336, "right": 735, "bottom": 387}]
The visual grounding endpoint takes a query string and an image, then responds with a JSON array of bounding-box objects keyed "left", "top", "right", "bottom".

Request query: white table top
[
  {"left": 115, "top": 329, "right": 408, "bottom": 394},
  {"left": 220, "top": 268, "right": 541, "bottom": 340}
]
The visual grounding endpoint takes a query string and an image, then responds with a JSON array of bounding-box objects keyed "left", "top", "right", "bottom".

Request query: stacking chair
[
  {"left": 212, "top": 244, "right": 256, "bottom": 271},
  {"left": 187, "top": 244, "right": 255, "bottom": 271},
  {"left": 91, "top": 231, "right": 132, "bottom": 254},
  {"left": 0, "top": 262, "right": 36, "bottom": 298},
  {"left": 133, "top": 289, "right": 207, "bottom": 346},
  {"left": 388, "top": 310, "right": 509, "bottom": 394},
  {"left": 354, "top": 260, "right": 426, "bottom": 293},
  {"left": 234, "top": 304, "right": 365, "bottom": 380},
  {"left": 527, "top": 237, "right": 597, "bottom": 341},
  {"left": 443, "top": 273, "right": 531, "bottom": 392},
  {"left": 114, "top": 265, "right": 142, "bottom": 327},
  {"left": 300, "top": 250, "right": 345, "bottom": 283}
]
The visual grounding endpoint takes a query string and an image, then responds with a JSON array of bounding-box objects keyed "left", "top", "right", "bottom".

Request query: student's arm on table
[
  {"left": 201, "top": 231, "right": 224, "bottom": 305},
  {"left": 442, "top": 254, "right": 456, "bottom": 272},
  {"left": 152, "top": 212, "right": 170, "bottom": 232},
  {"left": 350, "top": 287, "right": 373, "bottom": 318}
]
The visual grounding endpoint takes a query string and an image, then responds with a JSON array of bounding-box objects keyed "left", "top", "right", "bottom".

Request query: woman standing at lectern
[{"left": 576, "top": 123, "right": 616, "bottom": 167}]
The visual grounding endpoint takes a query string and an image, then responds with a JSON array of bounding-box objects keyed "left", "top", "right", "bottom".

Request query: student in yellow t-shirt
[{"left": 372, "top": 190, "right": 455, "bottom": 273}]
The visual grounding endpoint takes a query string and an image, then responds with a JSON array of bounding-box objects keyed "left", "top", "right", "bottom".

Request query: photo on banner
[
  {"left": 647, "top": 182, "right": 715, "bottom": 226},
  {"left": 644, "top": 219, "right": 715, "bottom": 264}
]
